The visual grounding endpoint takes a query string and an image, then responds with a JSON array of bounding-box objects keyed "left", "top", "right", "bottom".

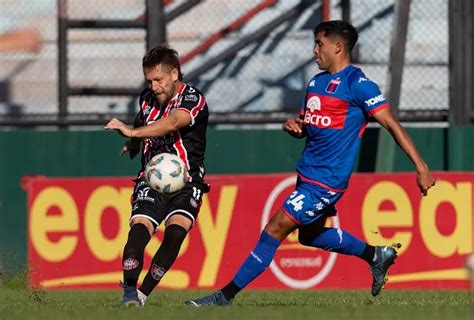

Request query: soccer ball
[{"left": 145, "top": 153, "right": 188, "bottom": 194}]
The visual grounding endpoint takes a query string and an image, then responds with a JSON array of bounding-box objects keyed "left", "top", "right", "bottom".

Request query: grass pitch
[{"left": 0, "top": 274, "right": 471, "bottom": 320}]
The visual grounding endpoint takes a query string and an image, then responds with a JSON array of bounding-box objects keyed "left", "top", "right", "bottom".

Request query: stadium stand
[{"left": 0, "top": 0, "right": 448, "bottom": 122}]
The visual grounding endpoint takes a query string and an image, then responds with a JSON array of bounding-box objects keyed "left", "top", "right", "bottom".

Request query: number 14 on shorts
[{"left": 287, "top": 191, "right": 305, "bottom": 212}]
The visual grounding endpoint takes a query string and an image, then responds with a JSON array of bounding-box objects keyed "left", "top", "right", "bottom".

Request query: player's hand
[
  {"left": 416, "top": 170, "right": 435, "bottom": 196},
  {"left": 283, "top": 117, "right": 303, "bottom": 137},
  {"left": 104, "top": 118, "right": 133, "bottom": 138},
  {"left": 120, "top": 139, "right": 141, "bottom": 159}
]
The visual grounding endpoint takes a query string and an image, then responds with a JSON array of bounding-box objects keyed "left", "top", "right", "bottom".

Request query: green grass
[{"left": 0, "top": 287, "right": 471, "bottom": 320}]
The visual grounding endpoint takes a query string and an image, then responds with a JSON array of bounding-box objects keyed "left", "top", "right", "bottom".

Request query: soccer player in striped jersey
[
  {"left": 105, "top": 44, "right": 209, "bottom": 306},
  {"left": 185, "top": 20, "right": 435, "bottom": 307}
]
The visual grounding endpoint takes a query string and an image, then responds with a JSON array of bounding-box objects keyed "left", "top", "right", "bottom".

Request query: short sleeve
[
  {"left": 351, "top": 77, "right": 389, "bottom": 116},
  {"left": 177, "top": 90, "right": 206, "bottom": 126}
]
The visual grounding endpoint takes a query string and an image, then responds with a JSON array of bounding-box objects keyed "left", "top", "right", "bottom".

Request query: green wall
[{"left": 0, "top": 127, "right": 472, "bottom": 274}]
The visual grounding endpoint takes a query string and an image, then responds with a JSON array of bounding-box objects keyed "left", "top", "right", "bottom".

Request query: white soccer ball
[{"left": 145, "top": 153, "right": 188, "bottom": 194}]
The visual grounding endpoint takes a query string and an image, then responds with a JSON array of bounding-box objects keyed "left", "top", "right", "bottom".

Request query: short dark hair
[
  {"left": 313, "top": 20, "right": 358, "bottom": 52},
  {"left": 142, "top": 44, "right": 183, "bottom": 81}
]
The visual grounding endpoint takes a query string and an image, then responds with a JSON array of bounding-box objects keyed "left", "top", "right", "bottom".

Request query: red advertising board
[{"left": 25, "top": 173, "right": 472, "bottom": 290}]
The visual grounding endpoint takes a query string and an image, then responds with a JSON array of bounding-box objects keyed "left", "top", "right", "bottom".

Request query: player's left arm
[
  {"left": 372, "top": 108, "right": 435, "bottom": 196},
  {"left": 105, "top": 110, "right": 191, "bottom": 139}
]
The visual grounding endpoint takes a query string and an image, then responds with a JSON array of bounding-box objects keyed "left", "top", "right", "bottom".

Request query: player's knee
[
  {"left": 264, "top": 210, "right": 296, "bottom": 240},
  {"left": 162, "top": 224, "right": 188, "bottom": 249},
  {"left": 131, "top": 217, "right": 154, "bottom": 236},
  {"left": 123, "top": 223, "right": 151, "bottom": 258},
  {"left": 123, "top": 246, "right": 138, "bottom": 258}
]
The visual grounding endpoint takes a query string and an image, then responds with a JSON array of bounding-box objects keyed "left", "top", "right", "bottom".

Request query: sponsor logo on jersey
[
  {"left": 149, "top": 135, "right": 176, "bottom": 147},
  {"left": 307, "top": 96, "right": 321, "bottom": 112},
  {"left": 184, "top": 94, "right": 198, "bottom": 102},
  {"left": 358, "top": 77, "right": 368, "bottom": 83},
  {"left": 309, "top": 80, "right": 316, "bottom": 87},
  {"left": 325, "top": 78, "right": 341, "bottom": 93},
  {"left": 303, "top": 94, "right": 348, "bottom": 129},
  {"left": 364, "top": 94, "right": 386, "bottom": 107},
  {"left": 136, "top": 187, "right": 154, "bottom": 203}
]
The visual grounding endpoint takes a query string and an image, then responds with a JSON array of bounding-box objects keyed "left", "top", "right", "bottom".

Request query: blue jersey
[{"left": 296, "top": 65, "right": 388, "bottom": 191}]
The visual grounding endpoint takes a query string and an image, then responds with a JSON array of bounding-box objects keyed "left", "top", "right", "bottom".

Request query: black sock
[
  {"left": 122, "top": 223, "right": 151, "bottom": 287},
  {"left": 221, "top": 281, "right": 242, "bottom": 300},
  {"left": 360, "top": 244, "right": 376, "bottom": 264},
  {"left": 139, "top": 224, "right": 187, "bottom": 296}
]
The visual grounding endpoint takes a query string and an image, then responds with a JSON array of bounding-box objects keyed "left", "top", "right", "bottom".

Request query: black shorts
[{"left": 130, "top": 178, "right": 209, "bottom": 231}]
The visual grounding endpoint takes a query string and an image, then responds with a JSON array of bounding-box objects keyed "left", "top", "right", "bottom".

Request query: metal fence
[{"left": 0, "top": 0, "right": 449, "bottom": 126}]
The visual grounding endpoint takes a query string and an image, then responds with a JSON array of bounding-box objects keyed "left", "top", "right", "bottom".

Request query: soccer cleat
[
  {"left": 369, "top": 245, "right": 399, "bottom": 297},
  {"left": 119, "top": 281, "right": 141, "bottom": 307},
  {"left": 185, "top": 290, "right": 232, "bottom": 307}
]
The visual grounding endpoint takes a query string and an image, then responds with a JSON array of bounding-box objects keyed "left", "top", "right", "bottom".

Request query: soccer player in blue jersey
[{"left": 186, "top": 20, "right": 435, "bottom": 306}]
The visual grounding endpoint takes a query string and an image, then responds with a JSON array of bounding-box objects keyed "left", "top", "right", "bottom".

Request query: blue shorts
[{"left": 281, "top": 179, "right": 343, "bottom": 225}]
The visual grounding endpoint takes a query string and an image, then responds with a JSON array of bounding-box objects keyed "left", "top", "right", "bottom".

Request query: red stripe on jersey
[
  {"left": 190, "top": 95, "right": 206, "bottom": 119},
  {"left": 140, "top": 98, "right": 149, "bottom": 111},
  {"left": 177, "top": 83, "right": 186, "bottom": 96},
  {"left": 173, "top": 130, "right": 191, "bottom": 181},
  {"left": 298, "top": 173, "right": 347, "bottom": 193},
  {"left": 358, "top": 121, "right": 368, "bottom": 137},
  {"left": 162, "top": 84, "right": 187, "bottom": 117},
  {"left": 368, "top": 103, "right": 389, "bottom": 116},
  {"left": 146, "top": 102, "right": 159, "bottom": 123},
  {"left": 303, "top": 93, "right": 349, "bottom": 129}
]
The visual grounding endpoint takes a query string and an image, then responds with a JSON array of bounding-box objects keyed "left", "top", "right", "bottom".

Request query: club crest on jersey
[
  {"left": 142, "top": 103, "right": 152, "bottom": 116},
  {"left": 325, "top": 78, "right": 341, "bottom": 93}
]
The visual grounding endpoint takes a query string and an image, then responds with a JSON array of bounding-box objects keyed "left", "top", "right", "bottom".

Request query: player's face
[
  {"left": 313, "top": 32, "right": 337, "bottom": 70},
  {"left": 144, "top": 64, "right": 179, "bottom": 105}
]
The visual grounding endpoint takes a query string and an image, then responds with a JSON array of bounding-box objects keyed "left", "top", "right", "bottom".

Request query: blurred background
[
  {"left": 0, "top": 0, "right": 473, "bottom": 278},
  {"left": 0, "top": 0, "right": 457, "bottom": 124}
]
